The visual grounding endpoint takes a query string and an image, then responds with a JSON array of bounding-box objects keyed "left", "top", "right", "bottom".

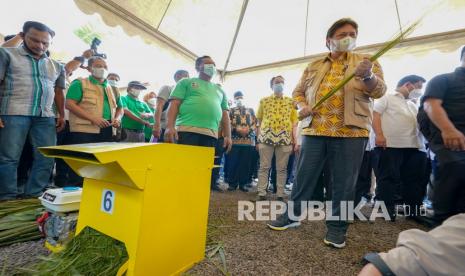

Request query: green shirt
[
  {"left": 121, "top": 95, "right": 152, "bottom": 130},
  {"left": 145, "top": 105, "right": 155, "bottom": 141},
  {"left": 170, "top": 78, "right": 229, "bottom": 131},
  {"left": 66, "top": 76, "right": 123, "bottom": 120}
]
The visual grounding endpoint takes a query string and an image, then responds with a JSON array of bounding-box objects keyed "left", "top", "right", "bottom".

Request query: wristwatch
[{"left": 362, "top": 72, "right": 375, "bottom": 82}]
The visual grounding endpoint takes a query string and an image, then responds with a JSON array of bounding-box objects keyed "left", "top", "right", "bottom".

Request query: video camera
[{"left": 90, "top": 37, "right": 107, "bottom": 59}]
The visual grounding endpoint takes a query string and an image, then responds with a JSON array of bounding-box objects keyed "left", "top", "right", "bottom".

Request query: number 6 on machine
[{"left": 101, "top": 189, "right": 115, "bottom": 214}]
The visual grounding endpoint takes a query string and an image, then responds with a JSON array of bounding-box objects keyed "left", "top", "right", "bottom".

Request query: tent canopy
[
  {"left": 75, "top": 0, "right": 465, "bottom": 73},
  {"left": 2, "top": 0, "right": 464, "bottom": 108}
]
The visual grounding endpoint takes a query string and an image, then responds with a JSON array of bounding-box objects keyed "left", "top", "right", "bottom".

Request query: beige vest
[
  {"left": 295, "top": 52, "right": 387, "bottom": 130},
  {"left": 69, "top": 77, "right": 117, "bottom": 134}
]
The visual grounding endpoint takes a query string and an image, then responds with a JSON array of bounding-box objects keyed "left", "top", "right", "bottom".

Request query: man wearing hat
[
  {"left": 121, "top": 81, "right": 153, "bottom": 142},
  {"left": 226, "top": 91, "right": 257, "bottom": 192}
]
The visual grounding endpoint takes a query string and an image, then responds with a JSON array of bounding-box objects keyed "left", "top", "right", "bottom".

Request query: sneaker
[
  {"left": 323, "top": 232, "right": 346, "bottom": 249},
  {"left": 267, "top": 214, "right": 300, "bottom": 231},
  {"left": 276, "top": 196, "right": 284, "bottom": 201},
  {"left": 211, "top": 185, "right": 224, "bottom": 193},
  {"left": 239, "top": 186, "right": 249, "bottom": 192},
  {"left": 254, "top": 195, "right": 267, "bottom": 202},
  {"left": 227, "top": 186, "right": 236, "bottom": 191}
]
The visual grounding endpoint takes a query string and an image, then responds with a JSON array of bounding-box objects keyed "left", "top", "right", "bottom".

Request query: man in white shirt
[{"left": 372, "top": 75, "right": 427, "bottom": 221}]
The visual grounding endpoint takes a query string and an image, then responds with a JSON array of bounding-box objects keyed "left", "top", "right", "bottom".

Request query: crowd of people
[{"left": 0, "top": 18, "right": 464, "bottom": 274}]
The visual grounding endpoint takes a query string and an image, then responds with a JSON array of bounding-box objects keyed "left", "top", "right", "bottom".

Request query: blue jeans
[{"left": 0, "top": 115, "right": 56, "bottom": 199}]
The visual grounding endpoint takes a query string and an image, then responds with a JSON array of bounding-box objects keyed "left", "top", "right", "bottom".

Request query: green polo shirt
[
  {"left": 66, "top": 76, "right": 122, "bottom": 120},
  {"left": 121, "top": 95, "right": 152, "bottom": 130},
  {"left": 170, "top": 78, "right": 228, "bottom": 131}
]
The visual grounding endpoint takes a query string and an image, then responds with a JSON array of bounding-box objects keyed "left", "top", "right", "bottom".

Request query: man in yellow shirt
[
  {"left": 256, "top": 76, "right": 298, "bottom": 201},
  {"left": 267, "top": 18, "right": 386, "bottom": 249}
]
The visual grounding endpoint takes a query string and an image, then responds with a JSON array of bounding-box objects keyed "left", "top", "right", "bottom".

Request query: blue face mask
[
  {"left": 203, "top": 64, "right": 216, "bottom": 77},
  {"left": 273, "top": 83, "right": 284, "bottom": 93}
]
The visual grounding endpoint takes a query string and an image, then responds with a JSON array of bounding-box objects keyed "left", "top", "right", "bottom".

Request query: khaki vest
[
  {"left": 69, "top": 77, "right": 117, "bottom": 134},
  {"left": 294, "top": 52, "right": 387, "bottom": 130}
]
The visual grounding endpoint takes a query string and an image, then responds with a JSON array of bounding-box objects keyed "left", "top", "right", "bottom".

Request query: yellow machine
[{"left": 39, "top": 143, "right": 214, "bottom": 275}]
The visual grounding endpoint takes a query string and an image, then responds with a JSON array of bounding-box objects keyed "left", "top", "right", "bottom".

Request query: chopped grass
[{"left": 23, "top": 227, "right": 128, "bottom": 276}]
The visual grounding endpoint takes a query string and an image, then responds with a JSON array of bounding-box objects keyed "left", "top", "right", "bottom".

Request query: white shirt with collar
[{"left": 374, "top": 92, "right": 423, "bottom": 149}]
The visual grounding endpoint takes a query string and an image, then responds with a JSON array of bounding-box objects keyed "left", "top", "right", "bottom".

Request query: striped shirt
[{"left": 0, "top": 45, "right": 66, "bottom": 117}]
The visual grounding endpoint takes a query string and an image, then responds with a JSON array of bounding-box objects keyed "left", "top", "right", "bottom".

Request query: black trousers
[
  {"left": 269, "top": 152, "right": 295, "bottom": 191},
  {"left": 355, "top": 150, "right": 374, "bottom": 206},
  {"left": 433, "top": 159, "right": 465, "bottom": 223},
  {"left": 177, "top": 131, "right": 218, "bottom": 188},
  {"left": 227, "top": 145, "right": 254, "bottom": 189},
  {"left": 375, "top": 148, "right": 428, "bottom": 216},
  {"left": 67, "top": 127, "right": 113, "bottom": 186},
  {"left": 250, "top": 146, "right": 259, "bottom": 180},
  {"left": 55, "top": 121, "right": 72, "bottom": 187}
]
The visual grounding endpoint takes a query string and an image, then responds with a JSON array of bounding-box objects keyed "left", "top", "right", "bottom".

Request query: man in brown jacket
[{"left": 268, "top": 18, "right": 386, "bottom": 249}]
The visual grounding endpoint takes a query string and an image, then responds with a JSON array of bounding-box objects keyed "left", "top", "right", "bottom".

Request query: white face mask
[
  {"left": 129, "top": 89, "right": 142, "bottom": 98},
  {"left": 108, "top": 79, "right": 118, "bottom": 87},
  {"left": 330, "top": 36, "right": 356, "bottom": 52},
  {"left": 408, "top": 88, "right": 423, "bottom": 100},
  {"left": 234, "top": 99, "right": 243, "bottom": 107},
  {"left": 203, "top": 64, "right": 216, "bottom": 77},
  {"left": 92, "top": 67, "right": 107, "bottom": 79},
  {"left": 147, "top": 98, "right": 157, "bottom": 106}
]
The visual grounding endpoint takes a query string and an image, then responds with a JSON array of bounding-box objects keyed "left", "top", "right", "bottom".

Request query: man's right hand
[
  {"left": 164, "top": 127, "right": 178, "bottom": 143},
  {"left": 298, "top": 105, "right": 313, "bottom": 119},
  {"left": 375, "top": 134, "right": 387, "bottom": 148},
  {"left": 91, "top": 117, "right": 111, "bottom": 128},
  {"left": 152, "top": 124, "right": 161, "bottom": 139},
  {"left": 441, "top": 128, "right": 465, "bottom": 151},
  {"left": 82, "top": 49, "right": 94, "bottom": 59},
  {"left": 0, "top": 118, "right": 4, "bottom": 128}
]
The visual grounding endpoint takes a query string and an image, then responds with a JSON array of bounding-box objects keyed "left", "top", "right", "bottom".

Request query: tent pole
[
  {"left": 157, "top": 0, "right": 174, "bottom": 30},
  {"left": 220, "top": 0, "right": 249, "bottom": 82}
]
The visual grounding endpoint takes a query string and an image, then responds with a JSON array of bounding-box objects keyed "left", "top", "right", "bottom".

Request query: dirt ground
[
  {"left": 0, "top": 189, "right": 427, "bottom": 276},
  {"left": 187, "top": 189, "right": 427, "bottom": 276}
]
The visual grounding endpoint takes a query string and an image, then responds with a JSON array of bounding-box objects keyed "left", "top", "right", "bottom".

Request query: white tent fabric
[
  {"left": 1, "top": 0, "right": 464, "bottom": 108},
  {"left": 74, "top": 0, "right": 465, "bottom": 71}
]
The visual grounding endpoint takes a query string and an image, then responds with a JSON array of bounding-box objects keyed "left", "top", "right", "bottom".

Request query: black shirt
[{"left": 419, "top": 66, "right": 465, "bottom": 163}]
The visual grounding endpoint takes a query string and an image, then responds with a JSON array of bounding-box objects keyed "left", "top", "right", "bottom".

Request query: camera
[{"left": 90, "top": 37, "right": 107, "bottom": 59}]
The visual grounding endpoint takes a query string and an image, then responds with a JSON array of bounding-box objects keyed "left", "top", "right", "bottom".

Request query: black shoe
[
  {"left": 267, "top": 214, "right": 300, "bottom": 231},
  {"left": 406, "top": 215, "right": 435, "bottom": 228},
  {"left": 276, "top": 196, "right": 284, "bottom": 201},
  {"left": 254, "top": 195, "right": 267, "bottom": 202},
  {"left": 227, "top": 186, "right": 236, "bottom": 191},
  {"left": 323, "top": 231, "right": 346, "bottom": 248},
  {"left": 211, "top": 185, "right": 224, "bottom": 192},
  {"left": 239, "top": 186, "right": 249, "bottom": 192}
]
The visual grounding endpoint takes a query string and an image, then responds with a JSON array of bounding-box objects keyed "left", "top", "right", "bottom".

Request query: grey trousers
[{"left": 290, "top": 136, "right": 367, "bottom": 234}]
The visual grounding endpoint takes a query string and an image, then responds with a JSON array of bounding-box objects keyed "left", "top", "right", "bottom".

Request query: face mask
[
  {"left": 272, "top": 83, "right": 284, "bottom": 94},
  {"left": 147, "top": 98, "right": 157, "bottom": 106},
  {"left": 234, "top": 99, "right": 243, "bottom": 107},
  {"left": 203, "top": 64, "right": 216, "bottom": 77},
  {"left": 330, "top": 36, "right": 356, "bottom": 52},
  {"left": 108, "top": 79, "right": 118, "bottom": 87},
  {"left": 129, "top": 89, "right": 142, "bottom": 97},
  {"left": 92, "top": 67, "right": 107, "bottom": 79},
  {"left": 408, "top": 88, "right": 423, "bottom": 100}
]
